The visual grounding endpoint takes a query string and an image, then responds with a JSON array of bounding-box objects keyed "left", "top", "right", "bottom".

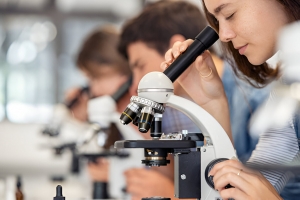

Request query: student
[
  {"left": 75, "top": 26, "right": 135, "bottom": 198},
  {"left": 162, "top": 0, "right": 300, "bottom": 199},
  {"left": 118, "top": 1, "right": 270, "bottom": 199},
  {"left": 76, "top": 25, "right": 169, "bottom": 199}
]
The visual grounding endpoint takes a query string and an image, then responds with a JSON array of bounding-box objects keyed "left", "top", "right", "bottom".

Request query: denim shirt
[
  {"left": 222, "top": 62, "right": 271, "bottom": 162},
  {"left": 294, "top": 113, "right": 300, "bottom": 146}
]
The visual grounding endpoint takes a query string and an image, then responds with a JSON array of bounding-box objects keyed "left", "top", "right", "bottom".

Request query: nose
[{"left": 219, "top": 22, "right": 236, "bottom": 42}]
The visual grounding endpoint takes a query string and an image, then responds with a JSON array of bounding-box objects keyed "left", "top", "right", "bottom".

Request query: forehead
[
  {"left": 203, "top": 0, "right": 237, "bottom": 14},
  {"left": 128, "top": 41, "right": 154, "bottom": 60}
]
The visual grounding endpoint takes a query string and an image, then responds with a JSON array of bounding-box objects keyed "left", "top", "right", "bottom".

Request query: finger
[
  {"left": 163, "top": 39, "right": 195, "bottom": 70},
  {"left": 179, "top": 39, "right": 193, "bottom": 52},
  {"left": 160, "top": 61, "right": 170, "bottom": 71},
  {"left": 171, "top": 41, "right": 185, "bottom": 59},
  {"left": 219, "top": 187, "right": 250, "bottom": 200},
  {"left": 124, "top": 168, "right": 144, "bottom": 177},
  {"left": 126, "top": 178, "right": 144, "bottom": 194},
  {"left": 170, "top": 39, "right": 194, "bottom": 60},
  {"left": 211, "top": 159, "right": 260, "bottom": 177},
  {"left": 209, "top": 159, "right": 245, "bottom": 176},
  {"left": 194, "top": 51, "right": 218, "bottom": 80},
  {"left": 164, "top": 48, "right": 174, "bottom": 64},
  {"left": 214, "top": 172, "right": 252, "bottom": 192},
  {"left": 212, "top": 164, "right": 243, "bottom": 184}
]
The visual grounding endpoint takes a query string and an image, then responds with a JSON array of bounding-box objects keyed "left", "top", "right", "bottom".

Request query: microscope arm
[{"left": 166, "top": 94, "right": 235, "bottom": 158}]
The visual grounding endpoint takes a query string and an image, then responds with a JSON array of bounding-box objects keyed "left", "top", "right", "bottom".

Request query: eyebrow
[{"left": 214, "top": 4, "right": 228, "bottom": 15}]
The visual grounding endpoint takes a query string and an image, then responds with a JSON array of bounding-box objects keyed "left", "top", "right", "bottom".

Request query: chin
[{"left": 246, "top": 54, "right": 266, "bottom": 65}]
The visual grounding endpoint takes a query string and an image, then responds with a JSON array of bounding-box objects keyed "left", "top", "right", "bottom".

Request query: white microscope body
[{"left": 134, "top": 71, "right": 236, "bottom": 200}]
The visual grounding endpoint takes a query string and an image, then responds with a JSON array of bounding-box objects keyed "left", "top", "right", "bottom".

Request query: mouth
[{"left": 235, "top": 44, "right": 248, "bottom": 55}]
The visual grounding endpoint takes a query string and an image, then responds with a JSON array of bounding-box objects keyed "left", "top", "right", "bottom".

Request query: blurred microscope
[{"left": 42, "top": 77, "right": 144, "bottom": 200}]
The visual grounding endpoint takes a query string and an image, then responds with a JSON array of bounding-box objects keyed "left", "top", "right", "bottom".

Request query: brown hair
[
  {"left": 76, "top": 26, "right": 131, "bottom": 78},
  {"left": 202, "top": 0, "right": 300, "bottom": 87},
  {"left": 118, "top": 0, "right": 214, "bottom": 59}
]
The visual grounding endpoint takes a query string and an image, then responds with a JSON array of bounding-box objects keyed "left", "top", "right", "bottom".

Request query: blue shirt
[{"left": 222, "top": 62, "right": 271, "bottom": 162}]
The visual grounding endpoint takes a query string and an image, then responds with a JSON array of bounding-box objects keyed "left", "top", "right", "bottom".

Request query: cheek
[
  {"left": 90, "top": 84, "right": 103, "bottom": 97},
  {"left": 244, "top": 29, "right": 277, "bottom": 65},
  {"left": 133, "top": 69, "right": 144, "bottom": 82}
]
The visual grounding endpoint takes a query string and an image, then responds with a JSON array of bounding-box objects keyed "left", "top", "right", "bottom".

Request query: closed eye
[{"left": 226, "top": 13, "right": 235, "bottom": 20}]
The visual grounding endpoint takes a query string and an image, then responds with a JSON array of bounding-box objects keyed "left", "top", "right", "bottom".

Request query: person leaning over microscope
[
  {"left": 118, "top": 1, "right": 271, "bottom": 200},
  {"left": 73, "top": 26, "right": 133, "bottom": 198},
  {"left": 75, "top": 25, "right": 176, "bottom": 199},
  {"left": 161, "top": 0, "right": 300, "bottom": 199}
]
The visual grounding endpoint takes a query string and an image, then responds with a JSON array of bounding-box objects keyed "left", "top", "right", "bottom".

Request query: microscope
[
  {"left": 115, "top": 26, "right": 236, "bottom": 200},
  {"left": 43, "top": 77, "right": 144, "bottom": 199}
]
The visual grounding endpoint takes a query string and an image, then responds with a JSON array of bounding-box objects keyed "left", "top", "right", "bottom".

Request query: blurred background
[{"left": 0, "top": 0, "right": 202, "bottom": 199}]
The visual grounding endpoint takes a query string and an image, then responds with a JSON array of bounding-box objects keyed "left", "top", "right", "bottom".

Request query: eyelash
[{"left": 226, "top": 13, "right": 235, "bottom": 20}]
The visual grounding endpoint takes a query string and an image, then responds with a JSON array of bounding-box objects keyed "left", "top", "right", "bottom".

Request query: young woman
[{"left": 161, "top": 0, "right": 300, "bottom": 199}]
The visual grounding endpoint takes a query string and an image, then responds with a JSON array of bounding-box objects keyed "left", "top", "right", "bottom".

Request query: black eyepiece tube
[{"left": 163, "top": 26, "right": 219, "bottom": 82}]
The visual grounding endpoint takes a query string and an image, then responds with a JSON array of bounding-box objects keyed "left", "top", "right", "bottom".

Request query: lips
[{"left": 236, "top": 44, "right": 248, "bottom": 55}]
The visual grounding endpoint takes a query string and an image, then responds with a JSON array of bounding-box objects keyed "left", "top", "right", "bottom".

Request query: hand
[
  {"left": 161, "top": 40, "right": 224, "bottom": 106},
  {"left": 124, "top": 168, "right": 174, "bottom": 200},
  {"left": 209, "top": 159, "right": 282, "bottom": 200},
  {"left": 87, "top": 158, "right": 109, "bottom": 182},
  {"left": 161, "top": 40, "right": 232, "bottom": 142}
]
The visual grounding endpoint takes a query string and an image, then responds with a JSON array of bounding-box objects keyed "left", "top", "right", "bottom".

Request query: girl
[{"left": 161, "top": 0, "right": 300, "bottom": 199}]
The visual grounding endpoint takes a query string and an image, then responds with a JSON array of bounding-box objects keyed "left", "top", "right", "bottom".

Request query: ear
[{"left": 169, "top": 34, "right": 186, "bottom": 48}]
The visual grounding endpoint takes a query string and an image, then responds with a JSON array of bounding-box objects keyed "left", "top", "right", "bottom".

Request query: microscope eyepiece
[
  {"left": 138, "top": 106, "right": 154, "bottom": 133},
  {"left": 120, "top": 102, "right": 140, "bottom": 125},
  {"left": 163, "top": 26, "right": 219, "bottom": 82}
]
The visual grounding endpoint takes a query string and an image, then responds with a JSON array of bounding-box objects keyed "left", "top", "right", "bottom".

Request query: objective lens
[
  {"left": 120, "top": 102, "right": 140, "bottom": 125},
  {"left": 138, "top": 106, "right": 154, "bottom": 133}
]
